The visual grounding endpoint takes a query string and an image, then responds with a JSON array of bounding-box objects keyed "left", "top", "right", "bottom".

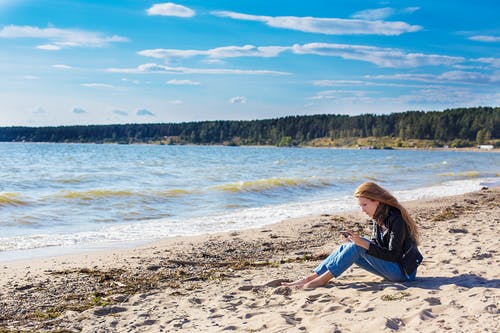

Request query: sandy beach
[{"left": 1, "top": 186, "right": 498, "bottom": 332}]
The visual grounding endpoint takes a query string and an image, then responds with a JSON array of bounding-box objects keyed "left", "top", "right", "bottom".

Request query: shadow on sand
[{"left": 334, "top": 274, "right": 500, "bottom": 291}]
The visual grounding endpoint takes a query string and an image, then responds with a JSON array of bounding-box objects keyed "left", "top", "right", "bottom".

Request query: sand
[{"left": 0, "top": 187, "right": 498, "bottom": 332}]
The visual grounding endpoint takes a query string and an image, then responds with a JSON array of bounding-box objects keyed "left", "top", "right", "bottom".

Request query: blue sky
[{"left": 0, "top": 0, "right": 498, "bottom": 126}]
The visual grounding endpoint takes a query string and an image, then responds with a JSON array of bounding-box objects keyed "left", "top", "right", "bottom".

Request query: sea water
[{"left": 0, "top": 142, "right": 498, "bottom": 261}]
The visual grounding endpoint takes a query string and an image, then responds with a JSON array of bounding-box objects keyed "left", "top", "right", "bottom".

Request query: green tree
[
  {"left": 476, "top": 129, "right": 491, "bottom": 145},
  {"left": 277, "top": 136, "right": 294, "bottom": 147}
]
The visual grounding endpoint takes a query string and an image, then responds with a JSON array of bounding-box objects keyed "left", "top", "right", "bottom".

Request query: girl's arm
[{"left": 347, "top": 232, "right": 371, "bottom": 249}]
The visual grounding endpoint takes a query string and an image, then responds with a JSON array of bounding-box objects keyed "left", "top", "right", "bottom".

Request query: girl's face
[{"left": 357, "top": 197, "right": 379, "bottom": 218}]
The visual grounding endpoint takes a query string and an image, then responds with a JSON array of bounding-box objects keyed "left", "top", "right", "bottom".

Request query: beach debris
[{"left": 381, "top": 291, "right": 410, "bottom": 301}]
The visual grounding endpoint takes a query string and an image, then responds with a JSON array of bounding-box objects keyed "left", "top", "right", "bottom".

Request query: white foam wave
[{"left": 394, "top": 178, "right": 494, "bottom": 202}]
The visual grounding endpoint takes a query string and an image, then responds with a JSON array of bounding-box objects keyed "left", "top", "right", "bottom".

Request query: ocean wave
[
  {"left": 1, "top": 177, "right": 495, "bottom": 256},
  {"left": 54, "top": 178, "right": 85, "bottom": 184},
  {"left": 155, "top": 189, "right": 192, "bottom": 197},
  {"left": 395, "top": 178, "right": 493, "bottom": 202},
  {"left": 0, "top": 193, "right": 28, "bottom": 207},
  {"left": 438, "top": 170, "right": 481, "bottom": 177},
  {"left": 211, "top": 177, "right": 331, "bottom": 193},
  {"left": 57, "top": 189, "right": 134, "bottom": 200},
  {"left": 50, "top": 188, "right": 193, "bottom": 202}
]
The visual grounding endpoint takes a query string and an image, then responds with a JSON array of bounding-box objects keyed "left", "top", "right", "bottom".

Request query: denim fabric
[{"left": 314, "top": 240, "right": 416, "bottom": 282}]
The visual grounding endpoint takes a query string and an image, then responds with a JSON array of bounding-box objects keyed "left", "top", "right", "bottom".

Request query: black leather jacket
[{"left": 366, "top": 207, "right": 413, "bottom": 262}]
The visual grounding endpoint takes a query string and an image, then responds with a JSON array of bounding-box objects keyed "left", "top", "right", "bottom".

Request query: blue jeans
[{"left": 314, "top": 240, "right": 416, "bottom": 282}]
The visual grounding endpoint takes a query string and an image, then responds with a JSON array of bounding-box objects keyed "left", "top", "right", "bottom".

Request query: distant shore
[
  {"left": 3, "top": 140, "right": 499, "bottom": 153},
  {"left": 1, "top": 186, "right": 498, "bottom": 332}
]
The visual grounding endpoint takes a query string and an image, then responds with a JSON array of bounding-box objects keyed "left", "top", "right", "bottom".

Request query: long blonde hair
[{"left": 354, "top": 182, "right": 420, "bottom": 245}]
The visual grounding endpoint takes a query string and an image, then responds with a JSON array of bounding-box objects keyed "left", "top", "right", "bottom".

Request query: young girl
[{"left": 284, "top": 182, "right": 421, "bottom": 289}]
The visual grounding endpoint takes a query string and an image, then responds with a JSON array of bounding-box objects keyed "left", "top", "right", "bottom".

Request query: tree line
[{"left": 0, "top": 107, "right": 498, "bottom": 147}]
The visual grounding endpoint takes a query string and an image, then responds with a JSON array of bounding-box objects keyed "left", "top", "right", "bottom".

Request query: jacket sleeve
[
  {"left": 370, "top": 222, "right": 377, "bottom": 243},
  {"left": 366, "top": 213, "right": 407, "bottom": 262}
]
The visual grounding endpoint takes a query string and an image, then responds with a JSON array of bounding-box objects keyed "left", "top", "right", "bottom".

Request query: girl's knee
[
  {"left": 348, "top": 242, "right": 366, "bottom": 254},
  {"left": 343, "top": 241, "right": 356, "bottom": 249}
]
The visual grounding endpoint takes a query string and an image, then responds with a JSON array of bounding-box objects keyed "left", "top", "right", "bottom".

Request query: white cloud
[
  {"left": 139, "top": 43, "right": 462, "bottom": 68},
  {"left": 292, "top": 43, "right": 463, "bottom": 68},
  {"left": 401, "top": 87, "right": 477, "bottom": 104},
  {"left": 72, "top": 107, "right": 87, "bottom": 114},
  {"left": 121, "top": 78, "right": 141, "bottom": 84},
  {"left": 169, "top": 100, "right": 183, "bottom": 104},
  {"left": 314, "top": 80, "right": 367, "bottom": 86},
  {"left": 310, "top": 90, "right": 368, "bottom": 100},
  {"left": 37, "top": 44, "right": 61, "bottom": 50},
  {"left": 202, "top": 58, "right": 224, "bottom": 65},
  {"left": 365, "top": 73, "right": 436, "bottom": 82},
  {"left": 136, "top": 109, "right": 155, "bottom": 116},
  {"left": 367, "top": 70, "right": 500, "bottom": 84},
  {"left": 352, "top": 7, "right": 420, "bottom": 21},
  {"left": 474, "top": 57, "right": 500, "bottom": 68},
  {"left": 351, "top": 8, "right": 395, "bottom": 20},
  {"left": 138, "top": 45, "right": 288, "bottom": 60},
  {"left": 112, "top": 110, "right": 128, "bottom": 116},
  {"left": 167, "top": 79, "right": 201, "bottom": 85},
  {"left": 23, "top": 75, "right": 38, "bottom": 80},
  {"left": 312, "top": 79, "right": 424, "bottom": 88},
  {"left": 452, "top": 64, "right": 487, "bottom": 70},
  {"left": 229, "top": 96, "right": 247, "bottom": 104},
  {"left": 108, "top": 63, "right": 289, "bottom": 75},
  {"left": 147, "top": 3, "right": 195, "bottom": 17},
  {"left": 469, "top": 35, "right": 500, "bottom": 43},
  {"left": 52, "top": 64, "right": 72, "bottom": 69},
  {"left": 0, "top": 25, "right": 128, "bottom": 50},
  {"left": 211, "top": 11, "right": 422, "bottom": 36},
  {"left": 308, "top": 86, "right": 499, "bottom": 110},
  {"left": 438, "top": 70, "right": 500, "bottom": 83},
  {"left": 402, "top": 7, "right": 420, "bottom": 14},
  {"left": 31, "top": 106, "right": 46, "bottom": 114},
  {"left": 351, "top": 7, "right": 420, "bottom": 20},
  {"left": 81, "top": 83, "right": 115, "bottom": 88}
]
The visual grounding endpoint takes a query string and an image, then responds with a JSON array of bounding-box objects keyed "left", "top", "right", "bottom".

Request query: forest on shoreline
[{"left": 0, "top": 107, "right": 498, "bottom": 148}]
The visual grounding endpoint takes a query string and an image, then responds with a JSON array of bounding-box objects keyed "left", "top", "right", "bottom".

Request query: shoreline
[
  {"left": 1, "top": 178, "right": 496, "bottom": 263},
  {"left": 2, "top": 140, "right": 499, "bottom": 153},
  {"left": 1, "top": 187, "right": 498, "bottom": 332}
]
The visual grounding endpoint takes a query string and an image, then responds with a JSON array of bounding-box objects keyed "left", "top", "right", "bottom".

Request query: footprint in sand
[
  {"left": 188, "top": 297, "right": 204, "bottom": 305},
  {"left": 485, "top": 304, "right": 499, "bottom": 314},
  {"left": 237, "top": 278, "right": 290, "bottom": 292},
  {"left": 273, "top": 286, "right": 292, "bottom": 296},
  {"left": 300, "top": 293, "right": 334, "bottom": 310},
  {"left": 243, "top": 312, "right": 266, "bottom": 319},
  {"left": 424, "top": 297, "right": 441, "bottom": 306},
  {"left": 222, "top": 325, "right": 238, "bottom": 331},
  {"left": 326, "top": 305, "right": 344, "bottom": 312},
  {"left": 237, "top": 285, "right": 255, "bottom": 291},
  {"left": 305, "top": 293, "right": 323, "bottom": 302},
  {"left": 281, "top": 313, "right": 302, "bottom": 326},
  {"left": 385, "top": 317, "right": 405, "bottom": 330},
  {"left": 264, "top": 279, "right": 290, "bottom": 287},
  {"left": 317, "top": 294, "right": 334, "bottom": 303},
  {"left": 403, "top": 308, "right": 435, "bottom": 325},
  {"left": 419, "top": 309, "right": 435, "bottom": 320},
  {"left": 93, "top": 306, "right": 127, "bottom": 316}
]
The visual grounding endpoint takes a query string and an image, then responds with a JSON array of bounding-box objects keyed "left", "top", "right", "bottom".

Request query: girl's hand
[
  {"left": 345, "top": 230, "right": 370, "bottom": 250},
  {"left": 340, "top": 231, "right": 351, "bottom": 242}
]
